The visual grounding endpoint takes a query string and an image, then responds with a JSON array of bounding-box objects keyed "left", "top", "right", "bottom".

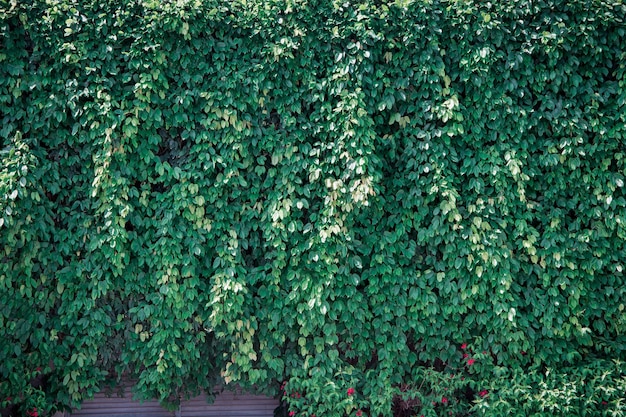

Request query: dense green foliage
[{"left": 1, "top": 0, "right": 626, "bottom": 416}]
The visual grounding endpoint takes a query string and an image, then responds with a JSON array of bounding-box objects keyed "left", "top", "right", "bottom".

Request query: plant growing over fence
[{"left": 1, "top": 0, "right": 625, "bottom": 416}]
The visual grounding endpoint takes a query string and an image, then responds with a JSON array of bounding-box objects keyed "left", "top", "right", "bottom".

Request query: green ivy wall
[{"left": 1, "top": 1, "right": 625, "bottom": 416}]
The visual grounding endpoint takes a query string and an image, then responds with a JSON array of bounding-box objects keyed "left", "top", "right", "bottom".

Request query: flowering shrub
[
  {"left": 473, "top": 359, "right": 626, "bottom": 417},
  {"left": 0, "top": 368, "right": 54, "bottom": 417}
]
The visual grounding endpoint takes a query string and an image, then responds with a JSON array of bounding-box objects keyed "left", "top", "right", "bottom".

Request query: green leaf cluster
[{"left": 1, "top": 1, "right": 625, "bottom": 416}]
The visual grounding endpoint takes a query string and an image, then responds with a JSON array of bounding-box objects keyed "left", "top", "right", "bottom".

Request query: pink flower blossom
[
  {"left": 461, "top": 343, "right": 467, "bottom": 349},
  {"left": 441, "top": 396, "right": 448, "bottom": 404},
  {"left": 467, "top": 358, "right": 475, "bottom": 366},
  {"left": 347, "top": 387, "right": 355, "bottom": 396},
  {"left": 356, "top": 410, "right": 363, "bottom": 417},
  {"left": 479, "top": 390, "right": 488, "bottom": 398}
]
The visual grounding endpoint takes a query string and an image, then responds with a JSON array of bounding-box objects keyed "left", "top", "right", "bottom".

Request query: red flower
[
  {"left": 602, "top": 401, "right": 608, "bottom": 405},
  {"left": 467, "top": 358, "right": 475, "bottom": 366},
  {"left": 461, "top": 343, "right": 467, "bottom": 349},
  {"left": 356, "top": 410, "right": 363, "bottom": 417},
  {"left": 27, "top": 409, "right": 39, "bottom": 417},
  {"left": 441, "top": 397, "right": 448, "bottom": 404},
  {"left": 463, "top": 353, "right": 468, "bottom": 359},
  {"left": 478, "top": 390, "right": 488, "bottom": 398},
  {"left": 289, "top": 412, "right": 295, "bottom": 417},
  {"left": 347, "top": 387, "right": 355, "bottom": 396}
]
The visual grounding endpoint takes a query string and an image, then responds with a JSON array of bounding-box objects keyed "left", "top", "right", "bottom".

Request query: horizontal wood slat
[
  {"left": 69, "top": 385, "right": 278, "bottom": 417},
  {"left": 181, "top": 390, "right": 278, "bottom": 416},
  {"left": 71, "top": 386, "right": 173, "bottom": 417}
]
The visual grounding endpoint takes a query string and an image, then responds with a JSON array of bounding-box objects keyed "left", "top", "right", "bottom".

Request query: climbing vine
[{"left": 1, "top": 0, "right": 625, "bottom": 416}]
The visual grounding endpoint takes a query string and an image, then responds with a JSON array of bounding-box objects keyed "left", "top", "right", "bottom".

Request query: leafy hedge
[{"left": 1, "top": 0, "right": 625, "bottom": 416}]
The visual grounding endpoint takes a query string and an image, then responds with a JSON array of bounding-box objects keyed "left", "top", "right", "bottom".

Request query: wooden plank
[
  {"left": 71, "top": 386, "right": 174, "bottom": 417},
  {"left": 69, "top": 385, "right": 278, "bottom": 417},
  {"left": 181, "top": 391, "right": 278, "bottom": 417}
]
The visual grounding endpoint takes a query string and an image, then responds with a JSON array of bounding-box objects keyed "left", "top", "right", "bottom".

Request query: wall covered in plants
[{"left": 1, "top": 0, "right": 625, "bottom": 416}]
